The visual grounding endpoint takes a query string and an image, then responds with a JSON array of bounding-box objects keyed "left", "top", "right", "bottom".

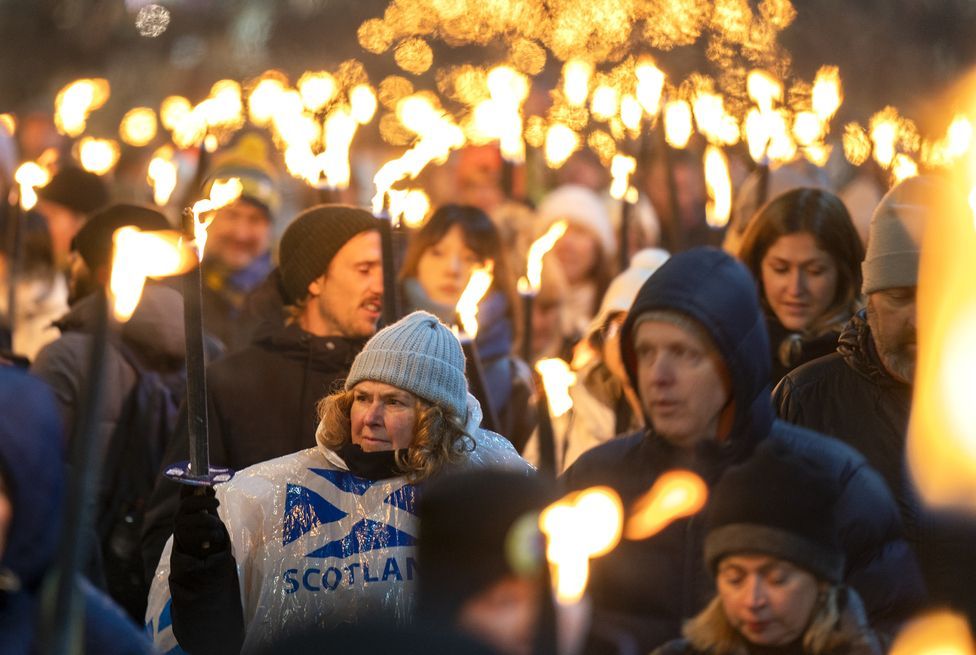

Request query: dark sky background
[{"left": 3, "top": 0, "right": 976, "bottom": 134}]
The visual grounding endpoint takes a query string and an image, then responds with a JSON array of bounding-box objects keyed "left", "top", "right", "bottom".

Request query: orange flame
[
  {"left": 14, "top": 162, "right": 51, "bottom": 211},
  {"left": 189, "top": 178, "right": 243, "bottom": 260},
  {"left": 109, "top": 228, "right": 196, "bottom": 322},
  {"left": 524, "top": 220, "right": 568, "bottom": 292},
  {"left": 54, "top": 78, "right": 110, "bottom": 137},
  {"left": 811, "top": 66, "right": 843, "bottom": 123},
  {"left": 119, "top": 107, "right": 159, "bottom": 147},
  {"left": 539, "top": 486, "right": 623, "bottom": 604},
  {"left": 907, "top": 180, "right": 976, "bottom": 512},
  {"left": 544, "top": 123, "right": 580, "bottom": 168},
  {"left": 535, "top": 358, "right": 577, "bottom": 417},
  {"left": 456, "top": 262, "right": 494, "bottom": 337},
  {"left": 889, "top": 611, "right": 975, "bottom": 655},
  {"left": 78, "top": 137, "right": 121, "bottom": 175},
  {"left": 703, "top": 146, "right": 732, "bottom": 228},
  {"left": 147, "top": 146, "right": 178, "bottom": 206},
  {"left": 562, "top": 59, "right": 593, "bottom": 107},
  {"left": 609, "top": 154, "right": 636, "bottom": 201},
  {"left": 624, "top": 470, "right": 708, "bottom": 540},
  {"left": 635, "top": 59, "right": 666, "bottom": 117},
  {"left": 664, "top": 100, "right": 693, "bottom": 149}
]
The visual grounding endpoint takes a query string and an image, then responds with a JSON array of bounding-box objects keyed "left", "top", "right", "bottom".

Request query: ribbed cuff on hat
[
  {"left": 861, "top": 251, "right": 920, "bottom": 294},
  {"left": 705, "top": 523, "right": 845, "bottom": 584}
]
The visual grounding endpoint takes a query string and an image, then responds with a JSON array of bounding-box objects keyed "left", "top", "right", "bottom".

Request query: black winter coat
[
  {"left": 773, "top": 310, "right": 976, "bottom": 623},
  {"left": 561, "top": 249, "right": 924, "bottom": 654},
  {"left": 140, "top": 323, "right": 366, "bottom": 580}
]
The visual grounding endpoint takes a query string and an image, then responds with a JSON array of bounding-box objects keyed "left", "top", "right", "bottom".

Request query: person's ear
[{"left": 307, "top": 276, "right": 323, "bottom": 298}]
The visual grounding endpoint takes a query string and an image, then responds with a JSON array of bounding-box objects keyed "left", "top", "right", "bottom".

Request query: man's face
[
  {"left": 204, "top": 199, "right": 271, "bottom": 271},
  {"left": 349, "top": 381, "right": 418, "bottom": 452},
  {"left": 301, "top": 230, "right": 383, "bottom": 338},
  {"left": 867, "top": 286, "right": 917, "bottom": 384},
  {"left": 634, "top": 320, "right": 731, "bottom": 448}
]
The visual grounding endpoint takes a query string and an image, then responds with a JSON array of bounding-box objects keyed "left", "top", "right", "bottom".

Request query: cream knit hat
[
  {"left": 862, "top": 176, "right": 949, "bottom": 294},
  {"left": 345, "top": 311, "right": 468, "bottom": 418},
  {"left": 536, "top": 184, "right": 616, "bottom": 256}
]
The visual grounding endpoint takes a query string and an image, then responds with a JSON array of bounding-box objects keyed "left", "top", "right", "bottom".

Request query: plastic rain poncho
[{"left": 146, "top": 393, "right": 531, "bottom": 654}]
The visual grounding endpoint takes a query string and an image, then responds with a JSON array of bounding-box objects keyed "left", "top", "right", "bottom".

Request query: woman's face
[
  {"left": 552, "top": 224, "right": 600, "bottom": 285},
  {"left": 717, "top": 554, "right": 821, "bottom": 647},
  {"left": 760, "top": 232, "right": 839, "bottom": 332},
  {"left": 349, "top": 381, "right": 418, "bottom": 452},
  {"left": 416, "top": 224, "right": 482, "bottom": 306}
]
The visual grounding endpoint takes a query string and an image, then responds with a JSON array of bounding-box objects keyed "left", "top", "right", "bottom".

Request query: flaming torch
[
  {"left": 518, "top": 221, "right": 568, "bottom": 363},
  {"left": 41, "top": 224, "right": 195, "bottom": 655},
  {"left": 906, "top": 180, "right": 976, "bottom": 512},
  {"left": 171, "top": 178, "right": 242, "bottom": 485},
  {"left": 6, "top": 163, "right": 52, "bottom": 349},
  {"left": 610, "top": 153, "right": 637, "bottom": 270},
  {"left": 455, "top": 263, "right": 500, "bottom": 432},
  {"left": 889, "top": 610, "right": 975, "bottom": 655},
  {"left": 539, "top": 486, "right": 623, "bottom": 604},
  {"left": 534, "top": 357, "right": 577, "bottom": 476},
  {"left": 703, "top": 145, "right": 732, "bottom": 229}
]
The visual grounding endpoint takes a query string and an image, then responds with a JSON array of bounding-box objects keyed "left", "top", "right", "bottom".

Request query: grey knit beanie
[
  {"left": 278, "top": 204, "right": 379, "bottom": 303},
  {"left": 862, "top": 176, "right": 946, "bottom": 294},
  {"left": 345, "top": 311, "right": 469, "bottom": 418}
]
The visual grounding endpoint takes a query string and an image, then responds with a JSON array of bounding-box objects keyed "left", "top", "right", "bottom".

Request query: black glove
[{"left": 173, "top": 485, "right": 229, "bottom": 559}]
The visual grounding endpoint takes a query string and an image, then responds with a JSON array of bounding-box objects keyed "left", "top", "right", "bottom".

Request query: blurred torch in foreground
[
  {"left": 890, "top": 610, "right": 975, "bottom": 655},
  {"left": 907, "top": 181, "right": 976, "bottom": 511},
  {"left": 456, "top": 263, "right": 499, "bottom": 432},
  {"left": 539, "top": 486, "right": 623, "bottom": 604}
]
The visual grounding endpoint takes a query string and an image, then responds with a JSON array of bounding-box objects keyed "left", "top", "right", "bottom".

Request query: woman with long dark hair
[
  {"left": 400, "top": 204, "right": 533, "bottom": 449},
  {"left": 737, "top": 188, "right": 864, "bottom": 386}
]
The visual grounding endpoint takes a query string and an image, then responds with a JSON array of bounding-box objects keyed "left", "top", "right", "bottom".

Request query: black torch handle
[
  {"left": 378, "top": 213, "right": 399, "bottom": 326},
  {"left": 182, "top": 210, "right": 209, "bottom": 479},
  {"left": 462, "top": 337, "right": 501, "bottom": 434}
]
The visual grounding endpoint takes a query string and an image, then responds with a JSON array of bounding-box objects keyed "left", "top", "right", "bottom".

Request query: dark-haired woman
[
  {"left": 737, "top": 188, "right": 865, "bottom": 387},
  {"left": 400, "top": 204, "right": 534, "bottom": 449}
]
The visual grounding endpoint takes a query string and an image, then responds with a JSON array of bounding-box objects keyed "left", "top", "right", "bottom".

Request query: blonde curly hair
[{"left": 316, "top": 387, "right": 475, "bottom": 482}]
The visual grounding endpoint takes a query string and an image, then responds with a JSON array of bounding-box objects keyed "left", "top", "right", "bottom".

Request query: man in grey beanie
[
  {"left": 774, "top": 176, "right": 976, "bottom": 624},
  {"left": 146, "top": 311, "right": 528, "bottom": 654},
  {"left": 142, "top": 204, "right": 384, "bottom": 582}
]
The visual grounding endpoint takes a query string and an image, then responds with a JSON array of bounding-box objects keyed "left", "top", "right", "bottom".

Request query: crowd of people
[{"left": 1, "top": 129, "right": 974, "bottom": 655}]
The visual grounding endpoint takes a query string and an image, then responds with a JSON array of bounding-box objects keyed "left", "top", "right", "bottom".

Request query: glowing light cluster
[{"left": 54, "top": 78, "right": 110, "bottom": 137}]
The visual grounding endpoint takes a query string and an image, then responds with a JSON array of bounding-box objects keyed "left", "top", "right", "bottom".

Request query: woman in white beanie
[
  {"left": 523, "top": 249, "right": 669, "bottom": 472},
  {"left": 536, "top": 185, "right": 616, "bottom": 347},
  {"left": 146, "top": 311, "right": 529, "bottom": 655}
]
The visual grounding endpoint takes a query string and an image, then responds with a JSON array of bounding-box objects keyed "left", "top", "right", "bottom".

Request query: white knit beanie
[
  {"left": 587, "top": 248, "right": 670, "bottom": 336},
  {"left": 537, "top": 184, "right": 616, "bottom": 256},
  {"left": 345, "top": 311, "right": 468, "bottom": 418},
  {"left": 862, "top": 176, "right": 944, "bottom": 294}
]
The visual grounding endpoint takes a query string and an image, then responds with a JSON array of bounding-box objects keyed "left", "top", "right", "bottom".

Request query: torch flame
[
  {"left": 591, "top": 85, "right": 620, "bottom": 122},
  {"left": 298, "top": 71, "right": 337, "bottom": 112},
  {"left": 54, "top": 78, "right": 110, "bottom": 137},
  {"left": 544, "top": 123, "right": 580, "bottom": 169},
  {"left": 664, "top": 100, "right": 693, "bottom": 149},
  {"left": 539, "top": 486, "right": 623, "bottom": 604},
  {"left": 14, "top": 162, "right": 51, "bottom": 211},
  {"left": 624, "top": 470, "right": 708, "bottom": 540},
  {"left": 535, "top": 358, "right": 576, "bottom": 417},
  {"left": 350, "top": 84, "right": 379, "bottom": 125},
  {"left": 189, "top": 178, "right": 243, "bottom": 260},
  {"left": 746, "top": 70, "right": 782, "bottom": 114},
  {"left": 562, "top": 59, "right": 593, "bottom": 107},
  {"left": 525, "top": 220, "right": 568, "bottom": 292},
  {"left": 609, "top": 154, "right": 636, "bottom": 201},
  {"left": 635, "top": 59, "right": 666, "bottom": 117},
  {"left": 907, "top": 180, "right": 976, "bottom": 511},
  {"left": 321, "top": 107, "right": 358, "bottom": 189},
  {"left": 703, "top": 146, "right": 732, "bottom": 228},
  {"left": 889, "top": 611, "right": 975, "bottom": 655},
  {"left": 812, "top": 66, "right": 843, "bottom": 123},
  {"left": 119, "top": 107, "right": 159, "bottom": 147},
  {"left": 870, "top": 110, "right": 899, "bottom": 169},
  {"left": 456, "top": 262, "right": 494, "bottom": 337},
  {"left": 109, "top": 228, "right": 196, "bottom": 322},
  {"left": 78, "top": 137, "right": 121, "bottom": 175},
  {"left": 147, "top": 146, "right": 178, "bottom": 206}
]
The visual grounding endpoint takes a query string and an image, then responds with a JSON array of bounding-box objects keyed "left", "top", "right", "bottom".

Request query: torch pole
[
  {"left": 377, "top": 209, "right": 399, "bottom": 327},
  {"left": 755, "top": 157, "right": 770, "bottom": 210},
  {"left": 618, "top": 197, "right": 632, "bottom": 273},
  {"left": 3, "top": 191, "right": 22, "bottom": 352},
  {"left": 534, "top": 382, "right": 557, "bottom": 479},
  {"left": 40, "top": 288, "right": 109, "bottom": 655},
  {"left": 460, "top": 333, "right": 500, "bottom": 433},
  {"left": 520, "top": 289, "right": 534, "bottom": 365},
  {"left": 182, "top": 209, "right": 209, "bottom": 479}
]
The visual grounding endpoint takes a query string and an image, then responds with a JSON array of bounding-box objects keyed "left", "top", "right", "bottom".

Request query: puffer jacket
[
  {"left": 32, "top": 284, "right": 186, "bottom": 456},
  {"left": 561, "top": 248, "right": 924, "bottom": 653},
  {"left": 145, "top": 394, "right": 531, "bottom": 654},
  {"left": 0, "top": 368, "right": 151, "bottom": 654},
  {"left": 140, "top": 321, "right": 367, "bottom": 583},
  {"left": 773, "top": 310, "right": 976, "bottom": 624}
]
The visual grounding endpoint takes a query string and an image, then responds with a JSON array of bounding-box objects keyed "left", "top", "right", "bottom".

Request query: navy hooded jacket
[
  {"left": 0, "top": 368, "right": 151, "bottom": 654},
  {"left": 561, "top": 248, "right": 924, "bottom": 652}
]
